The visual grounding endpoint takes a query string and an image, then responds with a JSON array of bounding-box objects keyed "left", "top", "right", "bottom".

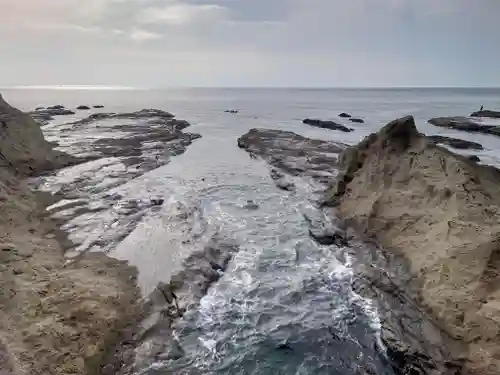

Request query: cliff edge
[
  {"left": 326, "top": 115, "right": 500, "bottom": 374},
  {"left": 0, "top": 93, "right": 140, "bottom": 375}
]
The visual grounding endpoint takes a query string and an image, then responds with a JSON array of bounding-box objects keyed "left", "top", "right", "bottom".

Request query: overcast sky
[{"left": 1, "top": 0, "right": 499, "bottom": 87}]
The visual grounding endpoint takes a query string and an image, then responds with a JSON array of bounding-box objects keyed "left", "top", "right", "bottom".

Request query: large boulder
[
  {"left": 326, "top": 115, "right": 500, "bottom": 374},
  {"left": 302, "top": 118, "right": 352, "bottom": 132},
  {"left": 471, "top": 110, "right": 500, "bottom": 118}
]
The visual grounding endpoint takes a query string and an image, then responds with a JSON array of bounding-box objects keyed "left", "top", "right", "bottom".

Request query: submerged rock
[
  {"left": 426, "top": 135, "right": 484, "bottom": 150},
  {"left": 326, "top": 115, "right": 500, "bottom": 374},
  {"left": 302, "top": 118, "right": 352, "bottom": 132},
  {"left": 243, "top": 200, "right": 259, "bottom": 210},
  {"left": 471, "top": 109, "right": 500, "bottom": 118}
]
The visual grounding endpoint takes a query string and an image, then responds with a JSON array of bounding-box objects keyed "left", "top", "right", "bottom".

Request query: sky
[{"left": 0, "top": 0, "right": 499, "bottom": 88}]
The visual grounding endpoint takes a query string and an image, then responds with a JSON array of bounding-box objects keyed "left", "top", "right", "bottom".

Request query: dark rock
[
  {"left": 238, "top": 128, "right": 345, "bottom": 185},
  {"left": 428, "top": 116, "right": 500, "bottom": 137},
  {"left": 243, "top": 200, "right": 259, "bottom": 210},
  {"left": 30, "top": 107, "right": 75, "bottom": 117},
  {"left": 302, "top": 118, "right": 352, "bottom": 132},
  {"left": 468, "top": 155, "right": 480, "bottom": 162},
  {"left": 47, "top": 105, "right": 65, "bottom": 110},
  {"left": 471, "top": 110, "right": 500, "bottom": 118},
  {"left": 339, "top": 113, "right": 351, "bottom": 118},
  {"left": 150, "top": 198, "right": 164, "bottom": 206},
  {"left": 426, "top": 135, "right": 483, "bottom": 150},
  {"left": 35, "top": 107, "right": 45, "bottom": 111},
  {"left": 349, "top": 118, "right": 364, "bottom": 123},
  {"left": 224, "top": 109, "right": 239, "bottom": 114},
  {"left": 93, "top": 105, "right": 104, "bottom": 108},
  {"left": 270, "top": 168, "right": 295, "bottom": 191},
  {"left": 304, "top": 211, "right": 348, "bottom": 247},
  {"left": 77, "top": 105, "right": 90, "bottom": 110}
]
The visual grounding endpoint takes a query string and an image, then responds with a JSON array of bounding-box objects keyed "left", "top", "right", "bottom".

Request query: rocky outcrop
[
  {"left": 76, "top": 105, "right": 90, "bottom": 110},
  {"left": 303, "top": 118, "right": 352, "bottom": 132},
  {"left": 0, "top": 93, "right": 141, "bottom": 375},
  {"left": 426, "top": 135, "right": 483, "bottom": 150},
  {"left": 238, "top": 128, "right": 346, "bottom": 186},
  {"left": 429, "top": 116, "right": 500, "bottom": 137},
  {"left": 471, "top": 110, "right": 500, "bottom": 119},
  {"left": 326, "top": 115, "right": 500, "bottom": 374},
  {"left": 93, "top": 105, "right": 104, "bottom": 109},
  {"left": 339, "top": 113, "right": 351, "bottom": 118}
]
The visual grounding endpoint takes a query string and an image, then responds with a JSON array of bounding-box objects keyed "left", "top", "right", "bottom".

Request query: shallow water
[{"left": 5, "top": 87, "right": 500, "bottom": 374}]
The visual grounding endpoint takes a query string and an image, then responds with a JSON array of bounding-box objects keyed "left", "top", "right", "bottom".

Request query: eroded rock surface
[
  {"left": 327, "top": 115, "right": 500, "bottom": 374},
  {"left": 238, "top": 128, "right": 346, "bottom": 186}
]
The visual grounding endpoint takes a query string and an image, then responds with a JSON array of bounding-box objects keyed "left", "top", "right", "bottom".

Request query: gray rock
[
  {"left": 302, "top": 118, "right": 352, "bottom": 132},
  {"left": 339, "top": 113, "right": 351, "bottom": 118},
  {"left": 349, "top": 118, "right": 364, "bottom": 123},
  {"left": 471, "top": 110, "right": 500, "bottom": 118},
  {"left": 76, "top": 105, "right": 90, "bottom": 110},
  {"left": 426, "top": 135, "right": 483, "bottom": 150}
]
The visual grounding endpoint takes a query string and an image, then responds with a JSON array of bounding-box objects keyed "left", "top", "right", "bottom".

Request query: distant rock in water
[
  {"left": 29, "top": 106, "right": 75, "bottom": 120},
  {"left": 302, "top": 118, "right": 352, "bottom": 132},
  {"left": 93, "top": 105, "right": 104, "bottom": 109},
  {"left": 224, "top": 109, "right": 239, "bottom": 114},
  {"left": 339, "top": 113, "right": 351, "bottom": 118},
  {"left": 47, "top": 105, "right": 65, "bottom": 110},
  {"left": 426, "top": 135, "right": 483, "bottom": 150},
  {"left": 471, "top": 109, "right": 500, "bottom": 118},
  {"left": 243, "top": 200, "right": 259, "bottom": 210},
  {"left": 77, "top": 105, "right": 90, "bottom": 110},
  {"left": 349, "top": 118, "right": 364, "bottom": 124},
  {"left": 428, "top": 116, "right": 500, "bottom": 137}
]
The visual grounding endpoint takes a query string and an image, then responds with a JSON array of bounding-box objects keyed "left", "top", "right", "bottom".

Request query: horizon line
[{"left": 2, "top": 85, "right": 500, "bottom": 90}]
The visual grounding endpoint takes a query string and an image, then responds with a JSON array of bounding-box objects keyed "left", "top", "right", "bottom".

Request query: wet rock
[
  {"left": 47, "top": 105, "right": 65, "bottom": 110},
  {"left": 349, "top": 118, "right": 364, "bottom": 124},
  {"left": 426, "top": 135, "right": 484, "bottom": 150},
  {"left": 243, "top": 200, "right": 259, "bottom": 210},
  {"left": 68, "top": 109, "right": 175, "bottom": 126},
  {"left": 468, "top": 155, "right": 481, "bottom": 162},
  {"left": 238, "top": 128, "right": 345, "bottom": 185},
  {"left": 76, "top": 105, "right": 90, "bottom": 110},
  {"left": 270, "top": 168, "right": 296, "bottom": 191},
  {"left": 428, "top": 116, "right": 500, "bottom": 137},
  {"left": 150, "top": 198, "right": 165, "bottom": 206},
  {"left": 93, "top": 105, "right": 104, "bottom": 108},
  {"left": 224, "top": 109, "right": 239, "bottom": 114},
  {"left": 30, "top": 107, "right": 75, "bottom": 117},
  {"left": 471, "top": 110, "right": 500, "bottom": 118},
  {"left": 339, "top": 112, "right": 351, "bottom": 118},
  {"left": 157, "top": 339, "right": 185, "bottom": 360},
  {"left": 29, "top": 111, "right": 54, "bottom": 125},
  {"left": 303, "top": 211, "right": 347, "bottom": 247},
  {"left": 302, "top": 118, "right": 353, "bottom": 132}
]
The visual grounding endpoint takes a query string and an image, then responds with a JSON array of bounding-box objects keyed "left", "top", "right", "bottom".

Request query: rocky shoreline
[{"left": 238, "top": 117, "right": 500, "bottom": 374}]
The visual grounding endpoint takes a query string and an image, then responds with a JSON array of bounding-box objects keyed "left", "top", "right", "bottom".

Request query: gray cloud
[{"left": 1, "top": 0, "right": 499, "bottom": 87}]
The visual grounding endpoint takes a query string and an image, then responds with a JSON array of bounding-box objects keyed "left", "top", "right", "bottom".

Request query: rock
[
  {"left": 30, "top": 107, "right": 75, "bottom": 117},
  {"left": 302, "top": 118, "right": 352, "bottom": 132},
  {"left": 47, "top": 105, "right": 65, "bottom": 110},
  {"left": 93, "top": 105, "right": 104, "bottom": 109},
  {"left": 35, "top": 107, "right": 45, "bottom": 111},
  {"left": 349, "top": 118, "right": 364, "bottom": 123},
  {"left": 150, "top": 198, "right": 164, "bottom": 206},
  {"left": 224, "top": 109, "right": 239, "bottom": 114},
  {"left": 243, "top": 200, "right": 259, "bottom": 210},
  {"left": 339, "top": 113, "right": 351, "bottom": 118},
  {"left": 468, "top": 155, "right": 481, "bottom": 162},
  {"left": 428, "top": 116, "right": 500, "bottom": 137},
  {"left": 471, "top": 110, "right": 500, "bottom": 118},
  {"left": 303, "top": 211, "right": 347, "bottom": 247},
  {"left": 327, "top": 115, "right": 500, "bottom": 374},
  {"left": 76, "top": 105, "right": 90, "bottom": 110},
  {"left": 238, "top": 128, "right": 346, "bottom": 185},
  {"left": 270, "top": 168, "right": 295, "bottom": 191},
  {"left": 426, "top": 135, "right": 484, "bottom": 150}
]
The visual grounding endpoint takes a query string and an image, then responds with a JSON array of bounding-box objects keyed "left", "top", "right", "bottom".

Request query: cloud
[
  {"left": 129, "top": 28, "right": 162, "bottom": 42},
  {"left": 138, "top": 2, "right": 229, "bottom": 26},
  {"left": 0, "top": 0, "right": 500, "bottom": 86}
]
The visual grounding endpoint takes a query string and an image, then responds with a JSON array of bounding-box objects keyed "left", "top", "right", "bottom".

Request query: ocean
[{"left": 4, "top": 87, "right": 500, "bottom": 374}]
